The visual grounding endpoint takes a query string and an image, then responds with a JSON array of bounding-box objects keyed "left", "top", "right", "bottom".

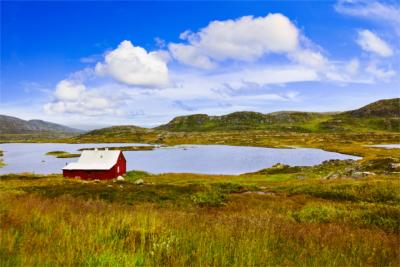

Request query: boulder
[
  {"left": 324, "top": 172, "right": 340, "bottom": 180},
  {"left": 297, "top": 175, "right": 305, "bottom": 180},
  {"left": 351, "top": 171, "right": 376, "bottom": 179},
  {"left": 134, "top": 179, "right": 144, "bottom": 185},
  {"left": 390, "top": 163, "right": 400, "bottom": 171},
  {"left": 116, "top": 176, "right": 125, "bottom": 181}
]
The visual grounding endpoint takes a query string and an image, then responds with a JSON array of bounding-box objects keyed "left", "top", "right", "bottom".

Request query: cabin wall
[
  {"left": 63, "top": 169, "right": 114, "bottom": 180},
  {"left": 63, "top": 152, "right": 127, "bottom": 180}
]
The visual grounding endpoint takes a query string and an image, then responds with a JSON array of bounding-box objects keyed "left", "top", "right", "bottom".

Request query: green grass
[
  {"left": 0, "top": 150, "right": 4, "bottom": 168},
  {"left": 0, "top": 168, "right": 399, "bottom": 266},
  {"left": 45, "top": 151, "right": 80, "bottom": 158}
]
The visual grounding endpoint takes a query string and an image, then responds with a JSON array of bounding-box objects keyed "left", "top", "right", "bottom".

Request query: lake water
[
  {"left": 368, "top": 144, "right": 400, "bottom": 149},
  {"left": 0, "top": 143, "right": 361, "bottom": 175}
]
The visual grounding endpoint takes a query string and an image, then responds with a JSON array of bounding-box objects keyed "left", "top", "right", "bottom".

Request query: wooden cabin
[{"left": 63, "top": 148, "right": 126, "bottom": 180}]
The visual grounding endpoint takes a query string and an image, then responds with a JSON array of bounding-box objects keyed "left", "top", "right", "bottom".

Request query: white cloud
[
  {"left": 289, "top": 49, "right": 328, "bottom": 69},
  {"left": 356, "top": 30, "right": 393, "bottom": 57},
  {"left": 169, "top": 43, "right": 217, "bottom": 69},
  {"left": 169, "top": 13, "right": 299, "bottom": 68},
  {"left": 45, "top": 79, "right": 122, "bottom": 116},
  {"left": 95, "top": 40, "right": 169, "bottom": 87},
  {"left": 335, "top": 0, "right": 400, "bottom": 33},
  {"left": 54, "top": 80, "right": 85, "bottom": 101},
  {"left": 366, "top": 62, "right": 396, "bottom": 81}
]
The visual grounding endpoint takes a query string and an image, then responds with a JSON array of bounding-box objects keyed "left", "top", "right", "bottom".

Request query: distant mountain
[
  {"left": 156, "top": 98, "right": 399, "bottom": 132},
  {"left": 0, "top": 115, "right": 83, "bottom": 134}
]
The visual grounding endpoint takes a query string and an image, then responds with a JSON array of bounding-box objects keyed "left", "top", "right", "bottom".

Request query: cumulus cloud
[
  {"left": 44, "top": 79, "right": 122, "bottom": 116},
  {"left": 54, "top": 80, "right": 85, "bottom": 101},
  {"left": 169, "top": 13, "right": 299, "bottom": 68},
  {"left": 95, "top": 40, "right": 169, "bottom": 87},
  {"left": 356, "top": 30, "right": 393, "bottom": 57}
]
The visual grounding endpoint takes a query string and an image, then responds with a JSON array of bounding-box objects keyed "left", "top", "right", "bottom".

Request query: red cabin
[{"left": 63, "top": 148, "right": 126, "bottom": 180}]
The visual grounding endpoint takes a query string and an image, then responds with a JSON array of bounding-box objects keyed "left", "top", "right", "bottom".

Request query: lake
[{"left": 0, "top": 143, "right": 361, "bottom": 175}]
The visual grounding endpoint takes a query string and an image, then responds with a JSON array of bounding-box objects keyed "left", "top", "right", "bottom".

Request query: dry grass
[
  {"left": 1, "top": 192, "right": 399, "bottom": 267},
  {"left": 0, "top": 168, "right": 399, "bottom": 266}
]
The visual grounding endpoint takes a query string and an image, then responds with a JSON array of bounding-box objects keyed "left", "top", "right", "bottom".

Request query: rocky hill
[
  {"left": 156, "top": 111, "right": 332, "bottom": 132},
  {"left": 156, "top": 98, "right": 399, "bottom": 132},
  {"left": 345, "top": 98, "right": 399, "bottom": 118}
]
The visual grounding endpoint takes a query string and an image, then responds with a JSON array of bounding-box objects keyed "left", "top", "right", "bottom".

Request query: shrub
[
  {"left": 124, "top": 170, "right": 150, "bottom": 183},
  {"left": 191, "top": 187, "right": 227, "bottom": 207},
  {"left": 293, "top": 203, "right": 345, "bottom": 223}
]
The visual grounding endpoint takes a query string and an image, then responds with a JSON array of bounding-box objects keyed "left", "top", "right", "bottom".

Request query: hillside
[
  {"left": 156, "top": 111, "right": 332, "bottom": 132},
  {"left": 155, "top": 98, "right": 399, "bottom": 132},
  {"left": 345, "top": 98, "right": 400, "bottom": 117},
  {"left": 0, "top": 115, "right": 83, "bottom": 134},
  {"left": 319, "top": 98, "right": 400, "bottom": 132},
  {"left": 71, "top": 125, "right": 157, "bottom": 143}
]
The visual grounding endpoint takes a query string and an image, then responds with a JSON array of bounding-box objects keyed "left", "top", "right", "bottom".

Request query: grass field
[{"left": 1, "top": 141, "right": 399, "bottom": 266}]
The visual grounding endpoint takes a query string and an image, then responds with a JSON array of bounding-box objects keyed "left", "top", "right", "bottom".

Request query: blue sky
[{"left": 1, "top": 1, "right": 399, "bottom": 129}]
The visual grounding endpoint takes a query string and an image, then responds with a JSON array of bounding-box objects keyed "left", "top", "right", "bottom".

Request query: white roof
[{"left": 63, "top": 149, "right": 121, "bottom": 170}]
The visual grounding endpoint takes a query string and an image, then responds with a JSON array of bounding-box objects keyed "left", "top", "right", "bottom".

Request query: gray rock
[
  {"left": 324, "top": 172, "right": 340, "bottom": 180},
  {"left": 134, "top": 179, "right": 144, "bottom": 185},
  {"left": 390, "top": 163, "right": 400, "bottom": 171}
]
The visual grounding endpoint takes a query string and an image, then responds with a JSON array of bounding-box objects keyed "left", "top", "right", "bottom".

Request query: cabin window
[{"left": 117, "top": 166, "right": 120, "bottom": 173}]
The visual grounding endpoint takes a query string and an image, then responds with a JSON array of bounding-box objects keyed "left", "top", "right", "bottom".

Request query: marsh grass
[
  {"left": 45, "top": 151, "right": 80, "bottom": 158},
  {"left": 0, "top": 191, "right": 398, "bottom": 266},
  {"left": 1, "top": 167, "right": 399, "bottom": 266}
]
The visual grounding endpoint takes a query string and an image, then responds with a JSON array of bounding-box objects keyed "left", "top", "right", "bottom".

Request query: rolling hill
[
  {"left": 319, "top": 98, "right": 400, "bottom": 132},
  {"left": 155, "top": 98, "right": 399, "bottom": 132},
  {"left": 155, "top": 111, "right": 334, "bottom": 132},
  {"left": 0, "top": 115, "right": 83, "bottom": 134}
]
